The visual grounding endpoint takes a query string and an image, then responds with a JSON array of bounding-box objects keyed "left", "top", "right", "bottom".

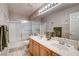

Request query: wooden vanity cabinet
[
  {"left": 29, "top": 39, "right": 40, "bottom": 56},
  {"left": 28, "top": 39, "right": 33, "bottom": 55},
  {"left": 28, "top": 38, "right": 60, "bottom": 56},
  {"left": 32, "top": 40, "right": 40, "bottom": 56},
  {"left": 40, "top": 45, "right": 52, "bottom": 56}
]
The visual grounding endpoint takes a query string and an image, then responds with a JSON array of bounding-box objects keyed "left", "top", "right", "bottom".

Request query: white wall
[
  {"left": 0, "top": 3, "right": 9, "bottom": 25},
  {"left": 41, "top": 5, "right": 79, "bottom": 39}
]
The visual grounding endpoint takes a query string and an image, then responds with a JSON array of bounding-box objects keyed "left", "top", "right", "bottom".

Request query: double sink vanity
[{"left": 28, "top": 36, "right": 79, "bottom": 56}]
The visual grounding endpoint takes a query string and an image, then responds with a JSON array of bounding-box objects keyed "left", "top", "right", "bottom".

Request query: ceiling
[{"left": 7, "top": 3, "right": 45, "bottom": 17}]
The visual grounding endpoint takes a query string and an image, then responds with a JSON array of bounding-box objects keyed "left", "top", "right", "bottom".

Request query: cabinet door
[
  {"left": 40, "top": 45, "right": 52, "bottom": 56},
  {"left": 28, "top": 39, "right": 33, "bottom": 55},
  {"left": 52, "top": 51, "right": 59, "bottom": 56},
  {"left": 32, "top": 40, "right": 40, "bottom": 56}
]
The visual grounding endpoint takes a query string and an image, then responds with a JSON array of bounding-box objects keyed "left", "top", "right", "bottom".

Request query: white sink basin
[
  {"left": 50, "top": 42, "right": 75, "bottom": 53},
  {"left": 51, "top": 43, "right": 69, "bottom": 50},
  {"left": 47, "top": 40, "right": 59, "bottom": 44}
]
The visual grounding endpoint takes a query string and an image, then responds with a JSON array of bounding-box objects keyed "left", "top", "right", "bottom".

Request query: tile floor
[
  {"left": 0, "top": 40, "right": 30, "bottom": 56},
  {"left": 7, "top": 48, "right": 30, "bottom": 56},
  {"left": 0, "top": 46, "right": 31, "bottom": 56}
]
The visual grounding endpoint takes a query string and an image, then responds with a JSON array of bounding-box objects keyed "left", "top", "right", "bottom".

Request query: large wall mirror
[{"left": 70, "top": 12, "right": 79, "bottom": 40}]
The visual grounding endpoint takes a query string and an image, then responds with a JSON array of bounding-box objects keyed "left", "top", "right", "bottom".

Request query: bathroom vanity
[
  {"left": 29, "top": 39, "right": 59, "bottom": 56},
  {"left": 28, "top": 36, "right": 79, "bottom": 56}
]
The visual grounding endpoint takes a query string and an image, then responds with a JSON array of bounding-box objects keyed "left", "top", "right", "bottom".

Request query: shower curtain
[{"left": 0, "top": 25, "right": 8, "bottom": 51}]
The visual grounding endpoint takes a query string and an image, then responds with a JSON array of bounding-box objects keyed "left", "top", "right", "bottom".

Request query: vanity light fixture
[{"left": 38, "top": 3, "right": 58, "bottom": 14}]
